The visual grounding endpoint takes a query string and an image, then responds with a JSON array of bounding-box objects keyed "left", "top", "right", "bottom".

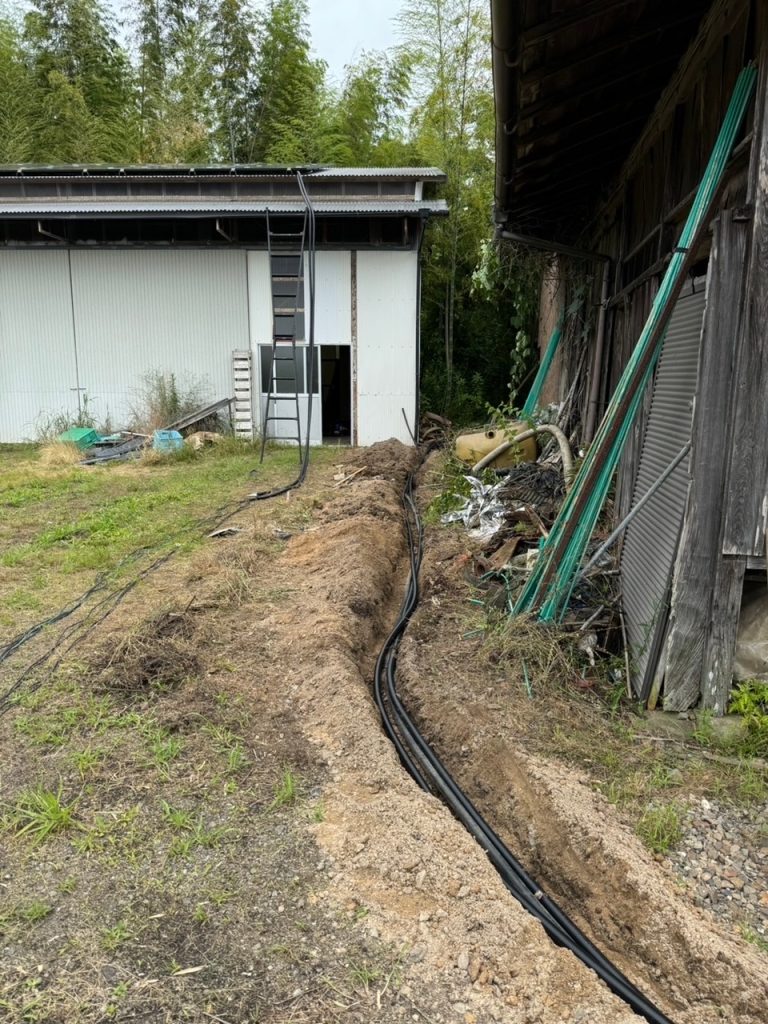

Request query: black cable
[{"left": 373, "top": 461, "right": 677, "bottom": 1024}]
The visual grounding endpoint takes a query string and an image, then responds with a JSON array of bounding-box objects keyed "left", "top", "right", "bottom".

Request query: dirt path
[{"left": 3, "top": 440, "right": 765, "bottom": 1023}]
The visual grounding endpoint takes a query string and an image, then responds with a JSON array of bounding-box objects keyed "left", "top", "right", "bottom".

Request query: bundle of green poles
[{"left": 514, "top": 64, "right": 757, "bottom": 623}]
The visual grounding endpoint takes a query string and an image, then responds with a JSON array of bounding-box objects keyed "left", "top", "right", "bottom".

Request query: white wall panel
[
  {"left": 247, "top": 251, "right": 273, "bottom": 346},
  {"left": 306, "top": 251, "right": 351, "bottom": 345},
  {"left": 0, "top": 251, "right": 78, "bottom": 441},
  {"left": 356, "top": 250, "right": 417, "bottom": 445},
  {"left": 71, "top": 250, "right": 248, "bottom": 429}
]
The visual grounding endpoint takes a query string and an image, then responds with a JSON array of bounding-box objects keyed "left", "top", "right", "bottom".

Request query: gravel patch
[{"left": 669, "top": 796, "right": 768, "bottom": 943}]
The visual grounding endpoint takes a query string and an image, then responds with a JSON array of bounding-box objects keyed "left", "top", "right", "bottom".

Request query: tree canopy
[{"left": 0, "top": 0, "right": 540, "bottom": 423}]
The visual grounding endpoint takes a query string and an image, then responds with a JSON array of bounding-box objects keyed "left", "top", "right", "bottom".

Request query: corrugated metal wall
[
  {"left": 356, "top": 250, "right": 417, "bottom": 446},
  {"left": 0, "top": 251, "right": 79, "bottom": 441},
  {"left": 70, "top": 250, "right": 249, "bottom": 430},
  {"left": 1, "top": 245, "right": 417, "bottom": 446},
  {"left": 621, "top": 279, "right": 707, "bottom": 698}
]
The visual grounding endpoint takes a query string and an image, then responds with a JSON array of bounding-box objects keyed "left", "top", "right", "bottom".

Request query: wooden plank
[
  {"left": 702, "top": 556, "right": 747, "bottom": 713},
  {"left": 663, "top": 211, "right": 749, "bottom": 711},
  {"left": 723, "top": 46, "right": 768, "bottom": 555}
]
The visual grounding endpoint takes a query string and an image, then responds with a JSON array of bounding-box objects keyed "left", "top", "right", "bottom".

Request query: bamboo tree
[
  {"left": 250, "top": 0, "right": 325, "bottom": 162},
  {"left": 210, "top": 0, "right": 257, "bottom": 160},
  {"left": 0, "top": 14, "right": 44, "bottom": 162},
  {"left": 399, "top": 0, "right": 494, "bottom": 404}
]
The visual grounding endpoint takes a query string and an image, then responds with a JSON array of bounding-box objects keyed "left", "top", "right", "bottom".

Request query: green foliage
[
  {"left": 5, "top": 783, "right": 79, "bottom": 844},
  {"left": 269, "top": 767, "right": 299, "bottom": 810},
  {"left": 636, "top": 801, "right": 683, "bottom": 854},
  {"left": 729, "top": 679, "right": 768, "bottom": 756},
  {"left": 128, "top": 370, "right": 209, "bottom": 433},
  {"left": 250, "top": 0, "right": 325, "bottom": 163}
]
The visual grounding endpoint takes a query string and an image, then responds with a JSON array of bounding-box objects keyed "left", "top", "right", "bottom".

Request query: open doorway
[{"left": 320, "top": 345, "right": 351, "bottom": 443}]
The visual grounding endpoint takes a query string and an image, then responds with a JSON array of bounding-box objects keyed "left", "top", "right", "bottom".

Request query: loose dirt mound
[
  {"left": 242, "top": 446, "right": 643, "bottom": 1023},
  {"left": 397, "top": 520, "right": 768, "bottom": 1024}
]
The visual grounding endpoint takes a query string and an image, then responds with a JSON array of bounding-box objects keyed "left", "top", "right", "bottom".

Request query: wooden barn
[{"left": 491, "top": 0, "right": 768, "bottom": 712}]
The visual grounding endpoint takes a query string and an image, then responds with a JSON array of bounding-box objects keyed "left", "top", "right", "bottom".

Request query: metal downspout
[{"left": 414, "top": 216, "right": 427, "bottom": 444}]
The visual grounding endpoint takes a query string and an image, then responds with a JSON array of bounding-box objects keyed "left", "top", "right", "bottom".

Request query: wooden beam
[
  {"left": 515, "top": 114, "right": 650, "bottom": 172},
  {"left": 722, "top": 43, "right": 768, "bottom": 555},
  {"left": 517, "top": 85, "right": 665, "bottom": 148},
  {"left": 702, "top": 556, "right": 747, "bottom": 712},
  {"left": 520, "top": 0, "right": 638, "bottom": 47},
  {"left": 520, "top": 11, "right": 703, "bottom": 87},
  {"left": 516, "top": 59, "right": 678, "bottom": 124},
  {"left": 663, "top": 210, "right": 749, "bottom": 711}
]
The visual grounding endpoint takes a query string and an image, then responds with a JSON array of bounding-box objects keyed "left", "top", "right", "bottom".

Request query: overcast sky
[{"left": 307, "top": 0, "right": 404, "bottom": 84}]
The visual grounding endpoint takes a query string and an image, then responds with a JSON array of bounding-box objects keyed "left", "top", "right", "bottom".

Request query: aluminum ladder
[{"left": 260, "top": 209, "right": 308, "bottom": 463}]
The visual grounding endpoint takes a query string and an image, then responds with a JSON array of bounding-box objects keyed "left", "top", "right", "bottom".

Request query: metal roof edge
[
  {"left": 0, "top": 164, "right": 446, "bottom": 183},
  {"left": 0, "top": 199, "right": 449, "bottom": 218}
]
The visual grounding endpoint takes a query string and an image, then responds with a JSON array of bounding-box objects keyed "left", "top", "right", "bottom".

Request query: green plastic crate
[{"left": 57, "top": 427, "right": 100, "bottom": 450}]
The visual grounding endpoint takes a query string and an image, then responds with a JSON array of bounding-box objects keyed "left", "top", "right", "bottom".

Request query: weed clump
[
  {"left": 38, "top": 441, "right": 83, "bottom": 467},
  {"left": 5, "top": 783, "right": 79, "bottom": 844},
  {"left": 636, "top": 801, "right": 683, "bottom": 854},
  {"left": 729, "top": 679, "right": 768, "bottom": 756},
  {"left": 95, "top": 610, "right": 200, "bottom": 698}
]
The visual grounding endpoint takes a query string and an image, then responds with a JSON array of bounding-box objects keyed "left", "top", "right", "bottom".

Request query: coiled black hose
[{"left": 374, "top": 465, "right": 677, "bottom": 1024}]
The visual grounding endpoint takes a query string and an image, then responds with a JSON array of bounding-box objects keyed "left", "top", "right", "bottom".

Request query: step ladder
[
  {"left": 232, "top": 350, "right": 254, "bottom": 438},
  {"left": 260, "top": 209, "right": 308, "bottom": 463}
]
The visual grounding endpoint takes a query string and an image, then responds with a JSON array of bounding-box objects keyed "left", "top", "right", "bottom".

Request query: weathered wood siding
[{"left": 663, "top": 211, "right": 750, "bottom": 712}]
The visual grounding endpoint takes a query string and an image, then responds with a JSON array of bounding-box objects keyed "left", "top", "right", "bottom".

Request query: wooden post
[
  {"left": 663, "top": 211, "right": 749, "bottom": 712},
  {"left": 537, "top": 256, "right": 565, "bottom": 406},
  {"left": 722, "top": 45, "right": 768, "bottom": 557}
]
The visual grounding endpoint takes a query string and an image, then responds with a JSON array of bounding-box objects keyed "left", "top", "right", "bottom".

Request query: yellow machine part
[{"left": 454, "top": 422, "right": 537, "bottom": 469}]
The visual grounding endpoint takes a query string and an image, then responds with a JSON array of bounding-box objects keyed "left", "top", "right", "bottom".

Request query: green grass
[
  {"left": 102, "top": 920, "right": 132, "bottom": 950},
  {"left": 17, "top": 900, "right": 53, "bottom": 924},
  {"left": 740, "top": 924, "right": 768, "bottom": 954},
  {"left": 269, "top": 768, "right": 299, "bottom": 811},
  {"left": 5, "top": 784, "right": 80, "bottom": 845},
  {"left": 636, "top": 801, "right": 684, "bottom": 854},
  {"left": 0, "top": 442, "right": 339, "bottom": 638}
]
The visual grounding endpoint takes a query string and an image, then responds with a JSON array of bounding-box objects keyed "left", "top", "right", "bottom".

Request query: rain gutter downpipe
[{"left": 498, "top": 229, "right": 612, "bottom": 443}]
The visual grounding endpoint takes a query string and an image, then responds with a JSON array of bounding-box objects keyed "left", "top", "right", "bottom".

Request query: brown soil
[
  {"left": 397, "top": 502, "right": 768, "bottom": 1024},
  {"left": 2, "top": 439, "right": 765, "bottom": 1023}
]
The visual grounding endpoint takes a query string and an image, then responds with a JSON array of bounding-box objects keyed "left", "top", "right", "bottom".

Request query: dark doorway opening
[{"left": 320, "top": 345, "right": 351, "bottom": 443}]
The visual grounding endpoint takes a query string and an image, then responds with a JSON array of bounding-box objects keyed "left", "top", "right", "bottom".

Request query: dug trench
[
  {"left": 206, "top": 439, "right": 765, "bottom": 1022},
  {"left": 2, "top": 439, "right": 765, "bottom": 1022}
]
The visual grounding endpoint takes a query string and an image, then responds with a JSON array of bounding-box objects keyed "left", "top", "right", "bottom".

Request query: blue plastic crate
[{"left": 152, "top": 429, "right": 184, "bottom": 452}]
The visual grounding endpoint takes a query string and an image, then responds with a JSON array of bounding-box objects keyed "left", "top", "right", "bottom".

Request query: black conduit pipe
[{"left": 373, "top": 462, "right": 677, "bottom": 1024}]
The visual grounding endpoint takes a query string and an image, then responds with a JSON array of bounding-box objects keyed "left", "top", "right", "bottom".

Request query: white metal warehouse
[{"left": 0, "top": 165, "right": 446, "bottom": 445}]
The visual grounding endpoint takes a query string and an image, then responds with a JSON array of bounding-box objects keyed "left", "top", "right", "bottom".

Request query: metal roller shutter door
[{"left": 621, "top": 279, "right": 707, "bottom": 698}]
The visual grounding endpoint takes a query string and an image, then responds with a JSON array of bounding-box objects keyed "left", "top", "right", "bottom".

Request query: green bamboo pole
[
  {"left": 522, "top": 321, "right": 562, "bottom": 417},
  {"left": 514, "top": 65, "right": 757, "bottom": 621}
]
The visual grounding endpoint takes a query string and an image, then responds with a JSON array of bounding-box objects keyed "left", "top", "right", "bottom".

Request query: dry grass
[
  {"left": 93, "top": 609, "right": 201, "bottom": 698},
  {"left": 38, "top": 441, "right": 83, "bottom": 467}
]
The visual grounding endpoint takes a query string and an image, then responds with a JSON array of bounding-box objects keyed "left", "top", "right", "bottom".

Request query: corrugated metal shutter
[{"left": 621, "top": 279, "right": 707, "bottom": 698}]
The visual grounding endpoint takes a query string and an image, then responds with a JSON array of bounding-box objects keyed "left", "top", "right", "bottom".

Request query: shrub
[{"left": 128, "top": 371, "right": 210, "bottom": 433}]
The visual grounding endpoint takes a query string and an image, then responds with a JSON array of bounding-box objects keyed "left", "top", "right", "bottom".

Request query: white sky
[{"left": 307, "top": 0, "right": 404, "bottom": 84}]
